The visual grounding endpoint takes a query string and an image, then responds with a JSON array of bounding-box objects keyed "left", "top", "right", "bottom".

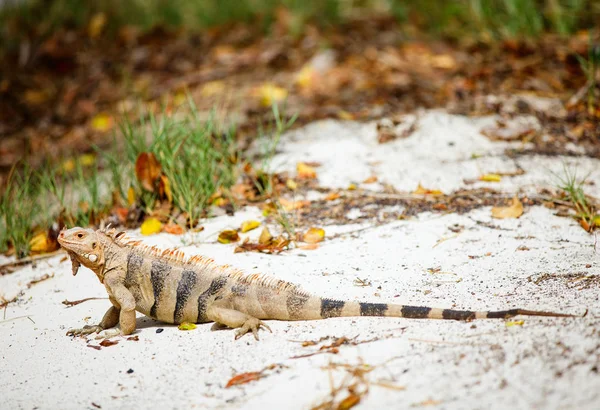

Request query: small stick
[{"left": 62, "top": 297, "right": 106, "bottom": 307}]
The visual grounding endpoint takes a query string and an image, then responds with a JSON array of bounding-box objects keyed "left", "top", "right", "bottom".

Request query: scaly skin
[{"left": 57, "top": 227, "right": 578, "bottom": 340}]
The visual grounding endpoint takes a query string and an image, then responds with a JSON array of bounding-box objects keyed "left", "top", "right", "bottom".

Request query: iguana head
[{"left": 58, "top": 227, "right": 105, "bottom": 276}]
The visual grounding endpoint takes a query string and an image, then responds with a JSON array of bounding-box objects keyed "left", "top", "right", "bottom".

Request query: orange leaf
[
  {"left": 413, "top": 183, "right": 443, "bottom": 196},
  {"left": 163, "top": 223, "right": 184, "bottom": 235},
  {"left": 226, "top": 372, "right": 262, "bottom": 388},
  {"left": 491, "top": 196, "right": 523, "bottom": 219},
  {"left": 363, "top": 176, "right": 378, "bottom": 184},
  {"left": 135, "top": 152, "right": 162, "bottom": 192},
  {"left": 303, "top": 227, "right": 325, "bottom": 243},
  {"left": 325, "top": 192, "right": 341, "bottom": 201},
  {"left": 298, "top": 243, "right": 319, "bottom": 250}
]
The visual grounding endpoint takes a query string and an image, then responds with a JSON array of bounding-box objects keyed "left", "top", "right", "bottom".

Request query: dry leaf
[
  {"left": 241, "top": 220, "right": 260, "bottom": 233},
  {"left": 99, "top": 339, "right": 118, "bottom": 347},
  {"left": 163, "top": 223, "right": 184, "bottom": 235},
  {"left": 297, "top": 162, "right": 317, "bottom": 179},
  {"left": 91, "top": 113, "right": 113, "bottom": 132},
  {"left": 135, "top": 152, "right": 162, "bottom": 192},
  {"left": 88, "top": 12, "right": 107, "bottom": 38},
  {"left": 218, "top": 230, "right": 240, "bottom": 244},
  {"left": 258, "top": 227, "right": 273, "bottom": 244},
  {"left": 491, "top": 196, "right": 524, "bottom": 219},
  {"left": 303, "top": 227, "right": 325, "bottom": 243},
  {"left": 127, "top": 187, "right": 136, "bottom": 206},
  {"left": 413, "top": 183, "right": 443, "bottom": 196},
  {"left": 286, "top": 178, "right": 298, "bottom": 190},
  {"left": 256, "top": 83, "right": 288, "bottom": 107},
  {"left": 325, "top": 192, "right": 341, "bottom": 201},
  {"left": 140, "top": 218, "right": 163, "bottom": 235},
  {"left": 338, "top": 393, "right": 361, "bottom": 410},
  {"left": 159, "top": 175, "right": 172, "bottom": 202},
  {"left": 363, "top": 176, "right": 378, "bottom": 184},
  {"left": 226, "top": 372, "right": 262, "bottom": 388},
  {"left": 479, "top": 174, "right": 502, "bottom": 182},
  {"left": 178, "top": 322, "right": 197, "bottom": 331},
  {"left": 29, "top": 231, "right": 53, "bottom": 253},
  {"left": 347, "top": 183, "right": 357, "bottom": 191}
]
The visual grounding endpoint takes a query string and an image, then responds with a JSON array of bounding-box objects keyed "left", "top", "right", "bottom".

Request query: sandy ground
[{"left": 1, "top": 109, "right": 599, "bottom": 410}]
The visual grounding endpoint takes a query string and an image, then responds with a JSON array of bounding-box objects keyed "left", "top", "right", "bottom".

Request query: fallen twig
[{"left": 62, "top": 297, "right": 107, "bottom": 307}]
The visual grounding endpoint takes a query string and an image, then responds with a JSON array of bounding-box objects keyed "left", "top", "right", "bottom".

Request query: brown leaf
[
  {"left": 135, "top": 152, "right": 162, "bottom": 192},
  {"left": 218, "top": 230, "right": 240, "bottom": 244},
  {"left": 491, "top": 196, "right": 524, "bottom": 219},
  {"left": 99, "top": 339, "right": 118, "bottom": 347},
  {"left": 226, "top": 372, "right": 262, "bottom": 388}
]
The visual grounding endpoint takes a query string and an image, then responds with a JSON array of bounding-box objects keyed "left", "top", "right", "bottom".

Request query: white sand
[{"left": 1, "top": 111, "right": 599, "bottom": 409}]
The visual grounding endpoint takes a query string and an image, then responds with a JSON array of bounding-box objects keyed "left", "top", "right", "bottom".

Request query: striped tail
[{"left": 310, "top": 298, "right": 576, "bottom": 321}]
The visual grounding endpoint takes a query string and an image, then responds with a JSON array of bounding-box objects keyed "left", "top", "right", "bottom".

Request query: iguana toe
[
  {"left": 94, "top": 328, "right": 122, "bottom": 339},
  {"left": 66, "top": 325, "right": 103, "bottom": 336},
  {"left": 234, "top": 318, "right": 272, "bottom": 341}
]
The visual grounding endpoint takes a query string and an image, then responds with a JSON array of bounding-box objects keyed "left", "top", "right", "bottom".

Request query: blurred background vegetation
[{"left": 1, "top": 0, "right": 598, "bottom": 50}]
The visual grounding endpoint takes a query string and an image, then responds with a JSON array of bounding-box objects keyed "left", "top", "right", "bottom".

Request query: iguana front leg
[
  {"left": 207, "top": 306, "right": 272, "bottom": 341},
  {"left": 66, "top": 305, "right": 120, "bottom": 336},
  {"left": 94, "top": 276, "right": 136, "bottom": 339}
]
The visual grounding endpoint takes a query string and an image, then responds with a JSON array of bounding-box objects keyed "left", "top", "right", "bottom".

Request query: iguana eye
[{"left": 77, "top": 233, "right": 84, "bottom": 238}]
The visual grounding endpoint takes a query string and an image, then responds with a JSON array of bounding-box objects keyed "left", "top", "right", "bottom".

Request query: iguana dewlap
[{"left": 57, "top": 227, "right": 574, "bottom": 340}]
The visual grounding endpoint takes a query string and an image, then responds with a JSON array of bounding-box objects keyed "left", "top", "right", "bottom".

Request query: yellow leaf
[
  {"left": 30, "top": 232, "right": 51, "bottom": 253},
  {"left": 295, "top": 66, "right": 316, "bottom": 89},
  {"left": 178, "top": 322, "right": 197, "bottom": 331},
  {"left": 159, "top": 175, "right": 172, "bottom": 203},
  {"left": 363, "top": 176, "right": 378, "bottom": 184},
  {"left": 592, "top": 215, "right": 600, "bottom": 227},
  {"left": 479, "top": 173, "right": 502, "bottom": 182},
  {"left": 141, "top": 218, "right": 162, "bottom": 235},
  {"left": 79, "top": 153, "right": 96, "bottom": 167},
  {"left": 61, "top": 158, "right": 75, "bottom": 173},
  {"left": 286, "top": 178, "right": 298, "bottom": 191},
  {"left": 173, "top": 91, "right": 186, "bottom": 106},
  {"left": 241, "top": 220, "right": 260, "bottom": 233},
  {"left": 296, "top": 162, "right": 317, "bottom": 179},
  {"left": 88, "top": 12, "right": 107, "bottom": 38},
  {"left": 347, "top": 183, "right": 357, "bottom": 191},
  {"left": 413, "top": 183, "right": 443, "bottom": 196},
  {"left": 506, "top": 320, "right": 524, "bottom": 327},
  {"left": 303, "top": 227, "right": 325, "bottom": 244},
  {"left": 127, "top": 187, "right": 136, "bottom": 206},
  {"left": 337, "top": 110, "right": 354, "bottom": 120},
  {"left": 258, "top": 227, "right": 273, "bottom": 244},
  {"left": 491, "top": 196, "right": 524, "bottom": 219},
  {"left": 218, "top": 230, "right": 240, "bottom": 244},
  {"left": 257, "top": 84, "right": 288, "bottom": 107},
  {"left": 201, "top": 81, "right": 225, "bottom": 97},
  {"left": 91, "top": 113, "right": 113, "bottom": 132}
]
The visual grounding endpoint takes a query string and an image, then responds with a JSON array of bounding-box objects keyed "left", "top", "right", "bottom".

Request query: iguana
[{"left": 58, "top": 227, "right": 575, "bottom": 340}]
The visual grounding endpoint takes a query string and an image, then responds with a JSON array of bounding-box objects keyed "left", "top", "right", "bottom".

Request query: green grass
[
  {"left": 117, "top": 98, "right": 239, "bottom": 227},
  {"left": 554, "top": 165, "right": 598, "bottom": 231},
  {"left": 0, "top": 98, "right": 243, "bottom": 256}
]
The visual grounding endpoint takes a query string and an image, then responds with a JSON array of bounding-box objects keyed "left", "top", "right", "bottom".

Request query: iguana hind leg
[{"left": 207, "top": 306, "right": 272, "bottom": 341}]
